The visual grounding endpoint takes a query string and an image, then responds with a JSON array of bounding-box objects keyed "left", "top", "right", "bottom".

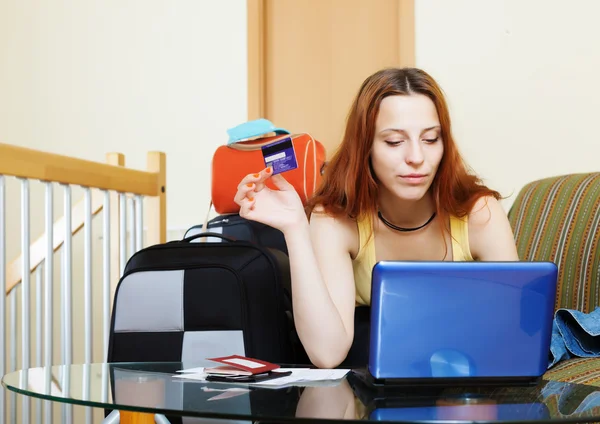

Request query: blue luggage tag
[{"left": 261, "top": 137, "right": 298, "bottom": 175}]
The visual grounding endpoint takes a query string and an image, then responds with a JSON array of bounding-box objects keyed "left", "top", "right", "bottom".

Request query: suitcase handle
[{"left": 181, "top": 232, "right": 237, "bottom": 243}]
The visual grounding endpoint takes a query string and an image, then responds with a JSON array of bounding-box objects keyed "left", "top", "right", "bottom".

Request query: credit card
[{"left": 261, "top": 137, "right": 298, "bottom": 175}]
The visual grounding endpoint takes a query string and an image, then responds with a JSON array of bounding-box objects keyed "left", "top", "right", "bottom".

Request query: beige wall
[
  {"left": 0, "top": 0, "right": 248, "bottom": 238},
  {"left": 1, "top": 1, "right": 247, "bottom": 422},
  {"left": 414, "top": 0, "right": 600, "bottom": 211}
]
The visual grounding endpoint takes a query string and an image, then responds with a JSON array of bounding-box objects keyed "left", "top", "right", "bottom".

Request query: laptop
[
  {"left": 347, "top": 371, "right": 551, "bottom": 421},
  {"left": 364, "top": 260, "right": 558, "bottom": 387}
]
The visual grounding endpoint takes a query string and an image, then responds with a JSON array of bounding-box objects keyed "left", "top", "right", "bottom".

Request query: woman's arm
[
  {"left": 284, "top": 211, "right": 358, "bottom": 368},
  {"left": 468, "top": 196, "right": 520, "bottom": 261},
  {"left": 235, "top": 170, "right": 358, "bottom": 368}
]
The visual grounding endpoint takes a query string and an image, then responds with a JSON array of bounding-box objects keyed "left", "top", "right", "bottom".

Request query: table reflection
[
  {"left": 296, "top": 380, "right": 358, "bottom": 420},
  {"left": 113, "top": 368, "right": 166, "bottom": 409},
  {"left": 435, "top": 397, "right": 499, "bottom": 421},
  {"left": 5, "top": 363, "right": 600, "bottom": 423}
]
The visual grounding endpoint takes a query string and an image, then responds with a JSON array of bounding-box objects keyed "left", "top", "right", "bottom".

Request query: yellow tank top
[{"left": 352, "top": 214, "right": 474, "bottom": 306}]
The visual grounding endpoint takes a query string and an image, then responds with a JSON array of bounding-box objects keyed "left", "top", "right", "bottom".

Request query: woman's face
[{"left": 370, "top": 93, "right": 444, "bottom": 202}]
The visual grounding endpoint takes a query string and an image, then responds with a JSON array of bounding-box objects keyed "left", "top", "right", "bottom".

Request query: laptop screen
[{"left": 368, "top": 261, "right": 558, "bottom": 383}]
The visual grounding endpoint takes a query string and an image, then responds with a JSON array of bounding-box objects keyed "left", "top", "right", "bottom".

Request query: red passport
[{"left": 205, "top": 355, "right": 280, "bottom": 376}]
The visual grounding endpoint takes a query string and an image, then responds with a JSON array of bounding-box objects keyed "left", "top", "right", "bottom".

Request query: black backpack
[
  {"left": 107, "top": 232, "right": 307, "bottom": 366},
  {"left": 183, "top": 215, "right": 372, "bottom": 369}
]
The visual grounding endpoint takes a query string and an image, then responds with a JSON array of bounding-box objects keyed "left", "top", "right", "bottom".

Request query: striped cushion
[
  {"left": 508, "top": 173, "right": 600, "bottom": 312},
  {"left": 544, "top": 357, "right": 600, "bottom": 386},
  {"left": 508, "top": 173, "right": 600, "bottom": 385}
]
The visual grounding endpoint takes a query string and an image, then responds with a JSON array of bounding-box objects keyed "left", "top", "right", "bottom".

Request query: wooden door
[{"left": 247, "top": 0, "right": 415, "bottom": 156}]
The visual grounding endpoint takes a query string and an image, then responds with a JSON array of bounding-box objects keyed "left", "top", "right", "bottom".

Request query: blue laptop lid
[{"left": 368, "top": 261, "right": 558, "bottom": 382}]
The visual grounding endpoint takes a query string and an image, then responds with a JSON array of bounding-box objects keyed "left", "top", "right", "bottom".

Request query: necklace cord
[{"left": 377, "top": 210, "right": 437, "bottom": 232}]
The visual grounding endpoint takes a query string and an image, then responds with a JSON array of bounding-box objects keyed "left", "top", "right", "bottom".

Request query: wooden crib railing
[{"left": 0, "top": 142, "right": 166, "bottom": 423}]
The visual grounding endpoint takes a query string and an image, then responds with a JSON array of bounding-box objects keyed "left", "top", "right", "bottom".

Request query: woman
[{"left": 233, "top": 67, "right": 519, "bottom": 369}]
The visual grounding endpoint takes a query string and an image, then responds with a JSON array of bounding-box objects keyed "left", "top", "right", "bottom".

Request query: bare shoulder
[
  {"left": 467, "top": 196, "right": 520, "bottom": 261},
  {"left": 309, "top": 205, "right": 358, "bottom": 255},
  {"left": 468, "top": 196, "right": 505, "bottom": 227}
]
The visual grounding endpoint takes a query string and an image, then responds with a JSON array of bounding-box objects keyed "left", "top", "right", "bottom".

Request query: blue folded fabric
[
  {"left": 226, "top": 119, "right": 290, "bottom": 145},
  {"left": 548, "top": 306, "right": 600, "bottom": 368}
]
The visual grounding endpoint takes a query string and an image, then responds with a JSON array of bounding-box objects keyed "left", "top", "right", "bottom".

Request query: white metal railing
[
  {"left": 0, "top": 175, "right": 6, "bottom": 422},
  {"left": 0, "top": 143, "right": 166, "bottom": 423}
]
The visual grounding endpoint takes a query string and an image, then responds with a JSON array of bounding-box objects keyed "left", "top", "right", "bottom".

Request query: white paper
[
  {"left": 176, "top": 366, "right": 206, "bottom": 374},
  {"left": 257, "top": 369, "right": 349, "bottom": 386},
  {"left": 173, "top": 368, "right": 304, "bottom": 381},
  {"left": 201, "top": 386, "right": 250, "bottom": 401},
  {"left": 174, "top": 372, "right": 212, "bottom": 381},
  {"left": 172, "top": 368, "right": 350, "bottom": 388}
]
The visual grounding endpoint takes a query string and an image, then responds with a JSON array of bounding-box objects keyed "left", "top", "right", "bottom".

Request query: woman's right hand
[{"left": 234, "top": 167, "right": 307, "bottom": 234}]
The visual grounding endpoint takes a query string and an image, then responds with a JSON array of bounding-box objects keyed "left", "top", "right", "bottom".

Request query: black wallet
[{"left": 205, "top": 370, "right": 293, "bottom": 383}]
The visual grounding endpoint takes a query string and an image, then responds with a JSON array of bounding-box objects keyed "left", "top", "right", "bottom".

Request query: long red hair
[{"left": 306, "top": 67, "right": 500, "bottom": 232}]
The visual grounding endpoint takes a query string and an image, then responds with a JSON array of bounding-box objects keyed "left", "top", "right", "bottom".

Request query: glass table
[{"left": 3, "top": 362, "right": 600, "bottom": 423}]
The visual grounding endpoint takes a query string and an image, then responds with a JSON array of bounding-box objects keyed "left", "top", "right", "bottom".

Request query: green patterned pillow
[{"left": 507, "top": 173, "right": 600, "bottom": 313}]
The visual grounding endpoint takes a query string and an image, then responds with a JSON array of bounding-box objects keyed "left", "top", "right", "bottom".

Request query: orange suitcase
[{"left": 211, "top": 133, "right": 327, "bottom": 215}]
